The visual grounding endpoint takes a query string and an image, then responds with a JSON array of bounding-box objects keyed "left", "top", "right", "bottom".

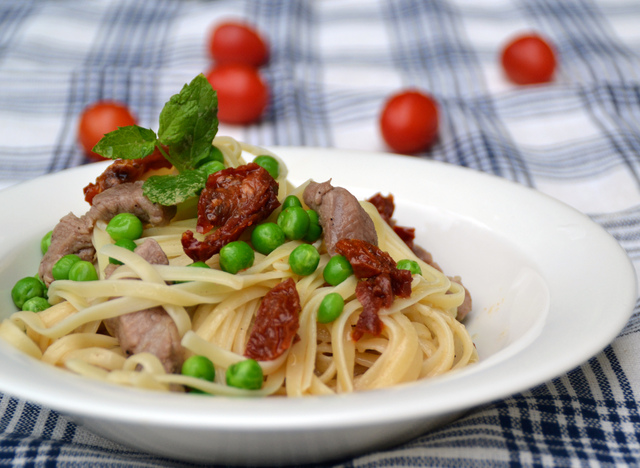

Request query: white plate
[{"left": 0, "top": 147, "right": 636, "bottom": 465}]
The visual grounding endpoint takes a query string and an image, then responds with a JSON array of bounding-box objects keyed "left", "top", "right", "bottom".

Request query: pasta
[{"left": 1, "top": 136, "right": 477, "bottom": 397}]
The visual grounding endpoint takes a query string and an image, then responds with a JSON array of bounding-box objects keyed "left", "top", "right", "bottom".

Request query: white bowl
[{"left": 0, "top": 147, "right": 635, "bottom": 465}]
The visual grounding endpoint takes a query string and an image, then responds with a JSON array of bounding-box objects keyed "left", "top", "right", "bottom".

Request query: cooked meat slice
[
  {"left": 449, "top": 275, "right": 472, "bottom": 321},
  {"left": 303, "top": 180, "right": 378, "bottom": 256},
  {"left": 106, "top": 306, "right": 183, "bottom": 374},
  {"left": 38, "top": 213, "right": 96, "bottom": 286},
  {"left": 39, "top": 182, "right": 176, "bottom": 286},
  {"left": 132, "top": 236, "right": 169, "bottom": 266},
  {"left": 411, "top": 244, "right": 443, "bottom": 272},
  {"left": 414, "top": 246, "right": 472, "bottom": 320},
  {"left": 104, "top": 239, "right": 184, "bottom": 374},
  {"left": 83, "top": 150, "right": 172, "bottom": 205},
  {"left": 86, "top": 181, "right": 176, "bottom": 227},
  {"left": 102, "top": 236, "right": 169, "bottom": 279}
]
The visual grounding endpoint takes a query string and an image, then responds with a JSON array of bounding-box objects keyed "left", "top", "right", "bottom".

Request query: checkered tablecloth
[{"left": 1, "top": 0, "right": 639, "bottom": 466}]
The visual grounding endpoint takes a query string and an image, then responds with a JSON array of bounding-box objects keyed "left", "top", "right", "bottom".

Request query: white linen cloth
[{"left": 0, "top": 0, "right": 639, "bottom": 466}]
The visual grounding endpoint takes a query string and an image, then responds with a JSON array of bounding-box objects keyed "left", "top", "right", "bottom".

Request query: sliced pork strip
[
  {"left": 303, "top": 180, "right": 378, "bottom": 256},
  {"left": 104, "top": 238, "right": 184, "bottom": 374},
  {"left": 86, "top": 181, "right": 176, "bottom": 227},
  {"left": 39, "top": 182, "right": 176, "bottom": 286},
  {"left": 131, "top": 235, "right": 171, "bottom": 265},
  {"left": 38, "top": 213, "right": 96, "bottom": 286},
  {"left": 411, "top": 244, "right": 443, "bottom": 273},
  {"left": 106, "top": 306, "right": 184, "bottom": 374},
  {"left": 449, "top": 275, "right": 472, "bottom": 321}
]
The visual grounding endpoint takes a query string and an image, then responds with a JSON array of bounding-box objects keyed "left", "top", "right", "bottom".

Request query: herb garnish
[{"left": 92, "top": 74, "right": 218, "bottom": 206}]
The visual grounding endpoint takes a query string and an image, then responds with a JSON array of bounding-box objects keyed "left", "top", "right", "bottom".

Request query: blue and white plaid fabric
[{"left": 1, "top": 0, "right": 639, "bottom": 466}]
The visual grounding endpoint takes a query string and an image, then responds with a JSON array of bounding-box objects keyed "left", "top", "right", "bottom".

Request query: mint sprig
[
  {"left": 158, "top": 78, "right": 219, "bottom": 171},
  {"left": 91, "top": 74, "right": 219, "bottom": 206},
  {"left": 93, "top": 126, "right": 158, "bottom": 160}
]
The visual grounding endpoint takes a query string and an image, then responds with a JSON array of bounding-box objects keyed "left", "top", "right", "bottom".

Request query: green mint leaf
[
  {"left": 92, "top": 126, "right": 158, "bottom": 160},
  {"left": 157, "top": 74, "right": 218, "bottom": 172},
  {"left": 142, "top": 169, "right": 207, "bottom": 206}
]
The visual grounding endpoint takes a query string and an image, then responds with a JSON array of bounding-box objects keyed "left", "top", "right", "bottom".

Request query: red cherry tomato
[
  {"left": 78, "top": 101, "right": 137, "bottom": 161},
  {"left": 501, "top": 34, "right": 557, "bottom": 85},
  {"left": 206, "top": 64, "right": 269, "bottom": 125},
  {"left": 379, "top": 90, "right": 439, "bottom": 154},
  {"left": 209, "top": 22, "right": 269, "bottom": 67}
]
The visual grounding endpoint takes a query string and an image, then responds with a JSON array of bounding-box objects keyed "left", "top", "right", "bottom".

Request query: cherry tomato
[
  {"left": 206, "top": 64, "right": 269, "bottom": 125},
  {"left": 379, "top": 90, "right": 439, "bottom": 154},
  {"left": 501, "top": 34, "right": 557, "bottom": 85},
  {"left": 209, "top": 22, "right": 269, "bottom": 67},
  {"left": 78, "top": 101, "right": 137, "bottom": 161}
]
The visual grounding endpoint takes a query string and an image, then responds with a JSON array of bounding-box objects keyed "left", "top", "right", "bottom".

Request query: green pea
[
  {"left": 277, "top": 206, "right": 309, "bottom": 240},
  {"left": 303, "top": 209, "right": 322, "bottom": 242},
  {"left": 282, "top": 195, "right": 302, "bottom": 209},
  {"left": 323, "top": 255, "right": 353, "bottom": 286},
  {"left": 11, "top": 276, "right": 46, "bottom": 309},
  {"left": 194, "top": 145, "right": 224, "bottom": 167},
  {"left": 68, "top": 261, "right": 98, "bottom": 282},
  {"left": 206, "top": 145, "right": 224, "bottom": 163},
  {"left": 251, "top": 223, "right": 286, "bottom": 255},
  {"left": 109, "top": 238, "right": 138, "bottom": 265},
  {"left": 226, "top": 359, "right": 263, "bottom": 390},
  {"left": 199, "top": 160, "right": 226, "bottom": 178},
  {"left": 304, "top": 224, "right": 322, "bottom": 243},
  {"left": 306, "top": 209, "right": 319, "bottom": 224},
  {"left": 253, "top": 155, "right": 279, "bottom": 179},
  {"left": 34, "top": 274, "right": 48, "bottom": 295},
  {"left": 219, "top": 241, "right": 255, "bottom": 274},
  {"left": 182, "top": 355, "right": 216, "bottom": 394},
  {"left": 317, "top": 293, "right": 345, "bottom": 324},
  {"left": 106, "top": 213, "right": 143, "bottom": 241},
  {"left": 22, "top": 296, "right": 50, "bottom": 313},
  {"left": 41, "top": 230, "right": 53, "bottom": 255},
  {"left": 289, "top": 244, "right": 320, "bottom": 276},
  {"left": 397, "top": 259, "right": 422, "bottom": 276},
  {"left": 52, "top": 254, "right": 81, "bottom": 281}
]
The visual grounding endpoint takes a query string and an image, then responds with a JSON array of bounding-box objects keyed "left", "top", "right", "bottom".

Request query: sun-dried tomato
[
  {"left": 393, "top": 225, "right": 416, "bottom": 248},
  {"left": 334, "top": 239, "right": 412, "bottom": 341},
  {"left": 244, "top": 278, "right": 301, "bottom": 361},
  {"left": 335, "top": 239, "right": 411, "bottom": 296},
  {"left": 367, "top": 192, "right": 418, "bottom": 249},
  {"left": 352, "top": 274, "right": 393, "bottom": 341},
  {"left": 367, "top": 193, "right": 395, "bottom": 224},
  {"left": 182, "top": 163, "right": 280, "bottom": 262},
  {"left": 335, "top": 238, "right": 392, "bottom": 278},
  {"left": 83, "top": 147, "right": 172, "bottom": 204}
]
